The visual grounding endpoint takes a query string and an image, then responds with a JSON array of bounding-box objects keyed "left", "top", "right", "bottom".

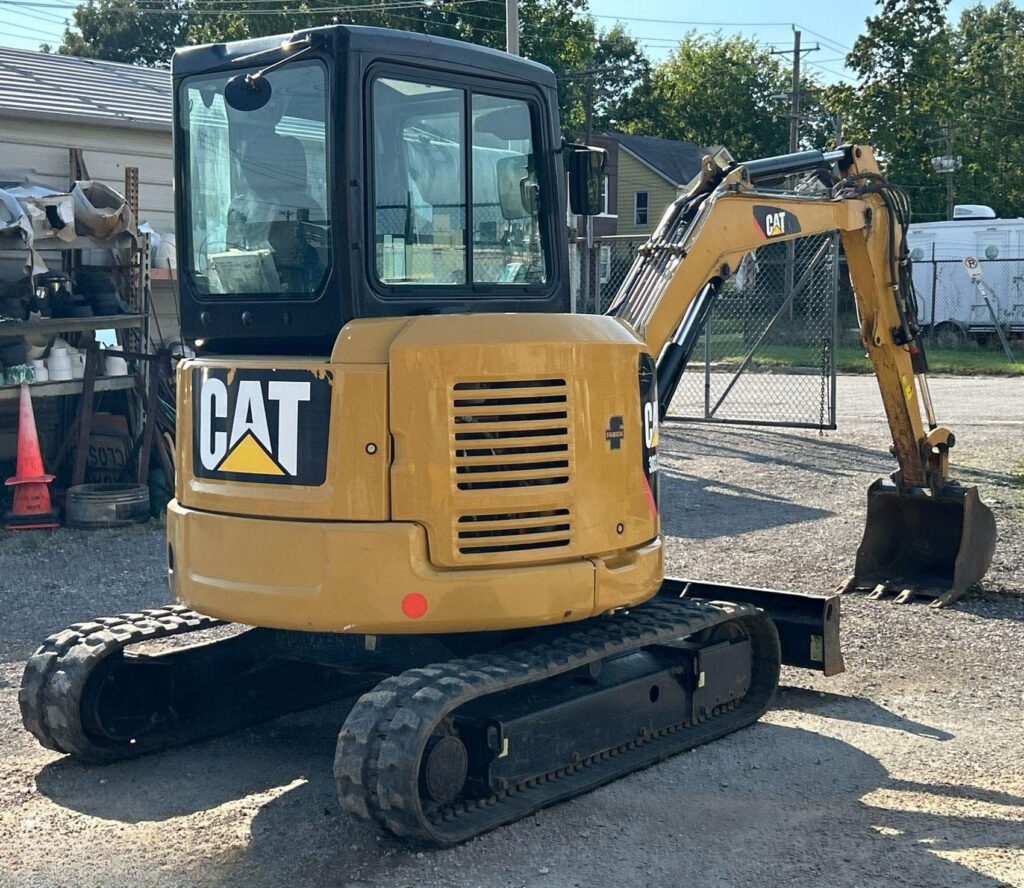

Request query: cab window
[
  {"left": 371, "top": 75, "right": 546, "bottom": 289},
  {"left": 181, "top": 61, "right": 330, "bottom": 297}
]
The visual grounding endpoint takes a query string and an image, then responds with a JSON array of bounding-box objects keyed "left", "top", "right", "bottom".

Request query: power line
[
  {"left": 10, "top": 6, "right": 67, "bottom": 24},
  {"left": 0, "top": 0, "right": 477, "bottom": 12},
  {"left": 794, "top": 25, "right": 852, "bottom": 54},
  {"left": 0, "top": 19, "right": 59, "bottom": 39},
  {"left": 591, "top": 14, "right": 795, "bottom": 27}
]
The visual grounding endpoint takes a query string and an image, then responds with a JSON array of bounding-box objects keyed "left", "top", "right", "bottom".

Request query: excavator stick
[{"left": 845, "top": 479, "right": 997, "bottom": 607}]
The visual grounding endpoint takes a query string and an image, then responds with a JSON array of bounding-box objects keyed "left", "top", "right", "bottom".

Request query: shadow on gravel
[
  {"left": 661, "top": 423, "right": 1021, "bottom": 489},
  {"left": 659, "top": 466, "right": 833, "bottom": 539},
  {"left": 31, "top": 707, "right": 1024, "bottom": 888},
  {"left": 950, "top": 592, "right": 1024, "bottom": 621},
  {"left": 661, "top": 423, "right": 894, "bottom": 477},
  {"left": 33, "top": 698, "right": 358, "bottom": 823},
  {"left": 209, "top": 723, "right": 1024, "bottom": 888},
  {"left": 776, "top": 687, "right": 955, "bottom": 741}
]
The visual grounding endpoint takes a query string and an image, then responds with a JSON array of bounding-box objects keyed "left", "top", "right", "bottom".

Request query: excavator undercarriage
[{"left": 21, "top": 582, "right": 838, "bottom": 845}]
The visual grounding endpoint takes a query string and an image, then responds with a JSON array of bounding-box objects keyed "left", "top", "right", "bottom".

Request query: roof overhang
[{"left": 0, "top": 105, "right": 170, "bottom": 134}]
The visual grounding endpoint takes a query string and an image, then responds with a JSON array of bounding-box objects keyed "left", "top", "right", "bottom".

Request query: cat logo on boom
[
  {"left": 192, "top": 367, "right": 332, "bottom": 485},
  {"left": 753, "top": 205, "right": 802, "bottom": 240}
]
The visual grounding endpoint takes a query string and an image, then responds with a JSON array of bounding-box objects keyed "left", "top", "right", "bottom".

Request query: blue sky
[
  {"left": 0, "top": 0, "right": 995, "bottom": 83},
  {"left": 589, "top": 0, "right": 993, "bottom": 82}
]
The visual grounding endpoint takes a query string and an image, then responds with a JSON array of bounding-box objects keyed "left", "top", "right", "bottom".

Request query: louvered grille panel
[
  {"left": 451, "top": 378, "right": 573, "bottom": 555},
  {"left": 455, "top": 509, "right": 571, "bottom": 555}
]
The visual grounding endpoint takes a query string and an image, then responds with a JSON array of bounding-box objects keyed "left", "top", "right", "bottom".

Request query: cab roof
[{"left": 171, "top": 24, "right": 557, "bottom": 89}]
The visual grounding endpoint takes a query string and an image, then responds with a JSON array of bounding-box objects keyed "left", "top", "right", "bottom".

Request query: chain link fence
[
  {"left": 910, "top": 249, "right": 1024, "bottom": 352},
  {"left": 573, "top": 233, "right": 840, "bottom": 429}
]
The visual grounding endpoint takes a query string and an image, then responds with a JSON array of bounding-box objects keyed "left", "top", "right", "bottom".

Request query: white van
[{"left": 906, "top": 205, "right": 1024, "bottom": 340}]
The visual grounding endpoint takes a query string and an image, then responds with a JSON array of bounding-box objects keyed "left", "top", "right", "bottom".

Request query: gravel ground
[{"left": 0, "top": 375, "right": 1021, "bottom": 888}]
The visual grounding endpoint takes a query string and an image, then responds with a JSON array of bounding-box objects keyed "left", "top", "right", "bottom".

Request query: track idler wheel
[
  {"left": 845, "top": 478, "right": 997, "bottom": 607},
  {"left": 421, "top": 722, "right": 469, "bottom": 808}
]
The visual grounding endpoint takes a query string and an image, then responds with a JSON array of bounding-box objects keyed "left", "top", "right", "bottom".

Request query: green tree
[
  {"left": 589, "top": 24, "right": 650, "bottom": 132},
  {"left": 555, "top": 22, "right": 651, "bottom": 136},
  {"left": 53, "top": 0, "right": 645, "bottom": 136},
  {"left": 825, "top": 0, "right": 954, "bottom": 219},
  {"left": 622, "top": 33, "right": 792, "bottom": 159},
  {"left": 950, "top": 0, "right": 1024, "bottom": 216},
  {"left": 55, "top": 0, "right": 188, "bottom": 67}
]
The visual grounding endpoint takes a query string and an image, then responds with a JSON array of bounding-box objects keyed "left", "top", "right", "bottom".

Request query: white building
[{"left": 0, "top": 46, "right": 178, "bottom": 340}]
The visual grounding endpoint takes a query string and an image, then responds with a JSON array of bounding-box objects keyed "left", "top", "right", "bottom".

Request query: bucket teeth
[
  {"left": 893, "top": 588, "right": 916, "bottom": 604},
  {"left": 867, "top": 584, "right": 889, "bottom": 601}
]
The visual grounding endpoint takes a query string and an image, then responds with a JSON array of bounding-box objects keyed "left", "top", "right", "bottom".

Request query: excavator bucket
[{"left": 846, "top": 478, "right": 997, "bottom": 607}]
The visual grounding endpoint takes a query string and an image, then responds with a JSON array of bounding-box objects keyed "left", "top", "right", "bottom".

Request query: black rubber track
[
  {"left": 19, "top": 605, "right": 374, "bottom": 763},
  {"left": 20, "top": 606, "right": 224, "bottom": 760},
  {"left": 334, "top": 597, "right": 781, "bottom": 846}
]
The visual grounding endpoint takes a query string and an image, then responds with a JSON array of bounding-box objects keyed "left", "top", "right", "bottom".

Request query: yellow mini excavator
[{"left": 21, "top": 26, "right": 996, "bottom": 846}]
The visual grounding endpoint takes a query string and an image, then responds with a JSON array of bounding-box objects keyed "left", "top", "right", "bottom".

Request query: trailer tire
[{"left": 933, "top": 322, "right": 967, "bottom": 350}]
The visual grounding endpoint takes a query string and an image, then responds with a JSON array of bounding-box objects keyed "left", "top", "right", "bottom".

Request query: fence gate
[
  {"left": 575, "top": 232, "right": 840, "bottom": 430},
  {"left": 668, "top": 234, "right": 839, "bottom": 429}
]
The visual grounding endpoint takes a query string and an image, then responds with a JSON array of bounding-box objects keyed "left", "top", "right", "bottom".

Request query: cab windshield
[{"left": 180, "top": 60, "right": 330, "bottom": 297}]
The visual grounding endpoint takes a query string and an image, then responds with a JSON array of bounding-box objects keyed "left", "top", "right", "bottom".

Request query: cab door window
[
  {"left": 371, "top": 75, "right": 547, "bottom": 290},
  {"left": 373, "top": 77, "right": 466, "bottom": 285},
  {"left": 471, "top": 94, "right": 545, "bottom": 284}
]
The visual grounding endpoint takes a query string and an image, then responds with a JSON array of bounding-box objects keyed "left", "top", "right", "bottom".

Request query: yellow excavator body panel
[{"left": 168, "top": 313, "right": 663, "bottom": 633}]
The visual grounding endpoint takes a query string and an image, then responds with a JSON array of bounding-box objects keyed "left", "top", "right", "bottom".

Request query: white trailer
[{"left": 906, "top": 205, "right": 1024, "bottom": 340}]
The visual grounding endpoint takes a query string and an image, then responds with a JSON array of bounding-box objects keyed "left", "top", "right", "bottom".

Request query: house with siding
[
  {"left": 574, "top": 132, "right": 707, "bottom": 303},
  {"left": 612, "top": 132, "right": 707, "bottom": 237}
]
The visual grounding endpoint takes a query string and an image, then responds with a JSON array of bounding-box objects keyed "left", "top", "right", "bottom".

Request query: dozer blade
[{"left": 845, "top": 478, "right": 997, "bottom": 608}]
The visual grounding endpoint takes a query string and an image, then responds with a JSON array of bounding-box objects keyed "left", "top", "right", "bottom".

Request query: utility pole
[
  {"left": 582, "top": 73, "right": 594, "bottom": 311},
  {"left": 928, "top": 124, "right": 960, "bottom": 220},
  {"left": 944, "top": 124, "right": 955, "bottom": 220},
  {"left": 557, "top": 65, "right": 629, "bottom": 312},
  {"left": 789, "top": 29, "right": 801, "bottom": 154},
  {"left": 770, "top": 30, "right": 820, "bottom": 152},
  {"left": 772, "top": 29, "right": 818, "bottom": 324},
  {"left": 505, "top": 0, "right": 518, "bottom": 55}
]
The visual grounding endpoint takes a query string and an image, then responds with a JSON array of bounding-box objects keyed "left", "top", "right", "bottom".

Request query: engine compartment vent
[
  {"left": 456, "top": 508, "right": 572, "bottom": 555},
  {"left": 451, "top": 378, "right": 571, "bottom": 492}
]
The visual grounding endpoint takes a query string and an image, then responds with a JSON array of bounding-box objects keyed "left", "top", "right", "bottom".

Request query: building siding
[{"left": 615, "top": 149, "right": 678, "bottom": 237}]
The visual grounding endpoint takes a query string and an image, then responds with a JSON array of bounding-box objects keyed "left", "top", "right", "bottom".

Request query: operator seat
[{"left": 230, "top": 131, "right": 327, "bottom": 292}]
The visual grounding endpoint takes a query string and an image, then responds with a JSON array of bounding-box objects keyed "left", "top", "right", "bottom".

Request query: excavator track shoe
[
  {"left": 847, "top": 478, "right": 997, "bottom": 607},
  {"left": 334, "top": 596, "right": 780, "bottom": 846}
]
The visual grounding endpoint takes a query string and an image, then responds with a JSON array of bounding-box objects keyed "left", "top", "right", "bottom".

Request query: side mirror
[{"left": 568, "top": 146, "right": 606, "bottom": 216}]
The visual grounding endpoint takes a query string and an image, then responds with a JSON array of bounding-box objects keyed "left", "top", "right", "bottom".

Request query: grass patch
[{"left": 710, "top": 344, "right": 1024, "bottom": 376}]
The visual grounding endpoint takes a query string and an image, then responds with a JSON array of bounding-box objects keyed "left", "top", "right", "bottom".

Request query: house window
[
  {"left": 599, "top": 244, "right": 611, "bottom": 284},
  {"left": 600, "top": 175, "right": 609, "bottom": 215},
  {"left": 634, "top": 191, "right": 648, "bottom": 226}
]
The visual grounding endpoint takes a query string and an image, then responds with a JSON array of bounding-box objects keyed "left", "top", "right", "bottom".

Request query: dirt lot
[{"left": 1, "top": 375, "right": 1021, "bottom": 888}]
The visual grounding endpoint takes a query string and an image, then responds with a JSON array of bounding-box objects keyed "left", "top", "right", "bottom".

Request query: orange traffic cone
[{"left": 4, "top": 384, "right": 59, "bottom": 530}]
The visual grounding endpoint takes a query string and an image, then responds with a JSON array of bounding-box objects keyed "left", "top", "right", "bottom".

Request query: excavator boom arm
[
  {"left": 611, "top": 144, "right": 996, "bottom": 605},
  {"left": 614, "top": 146, "right": 932, "bottom": 488}
]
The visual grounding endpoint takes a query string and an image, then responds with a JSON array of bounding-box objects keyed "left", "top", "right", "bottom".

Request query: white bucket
[{"left": 47, "top": 347, "right": 72, "bottom": 381}]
